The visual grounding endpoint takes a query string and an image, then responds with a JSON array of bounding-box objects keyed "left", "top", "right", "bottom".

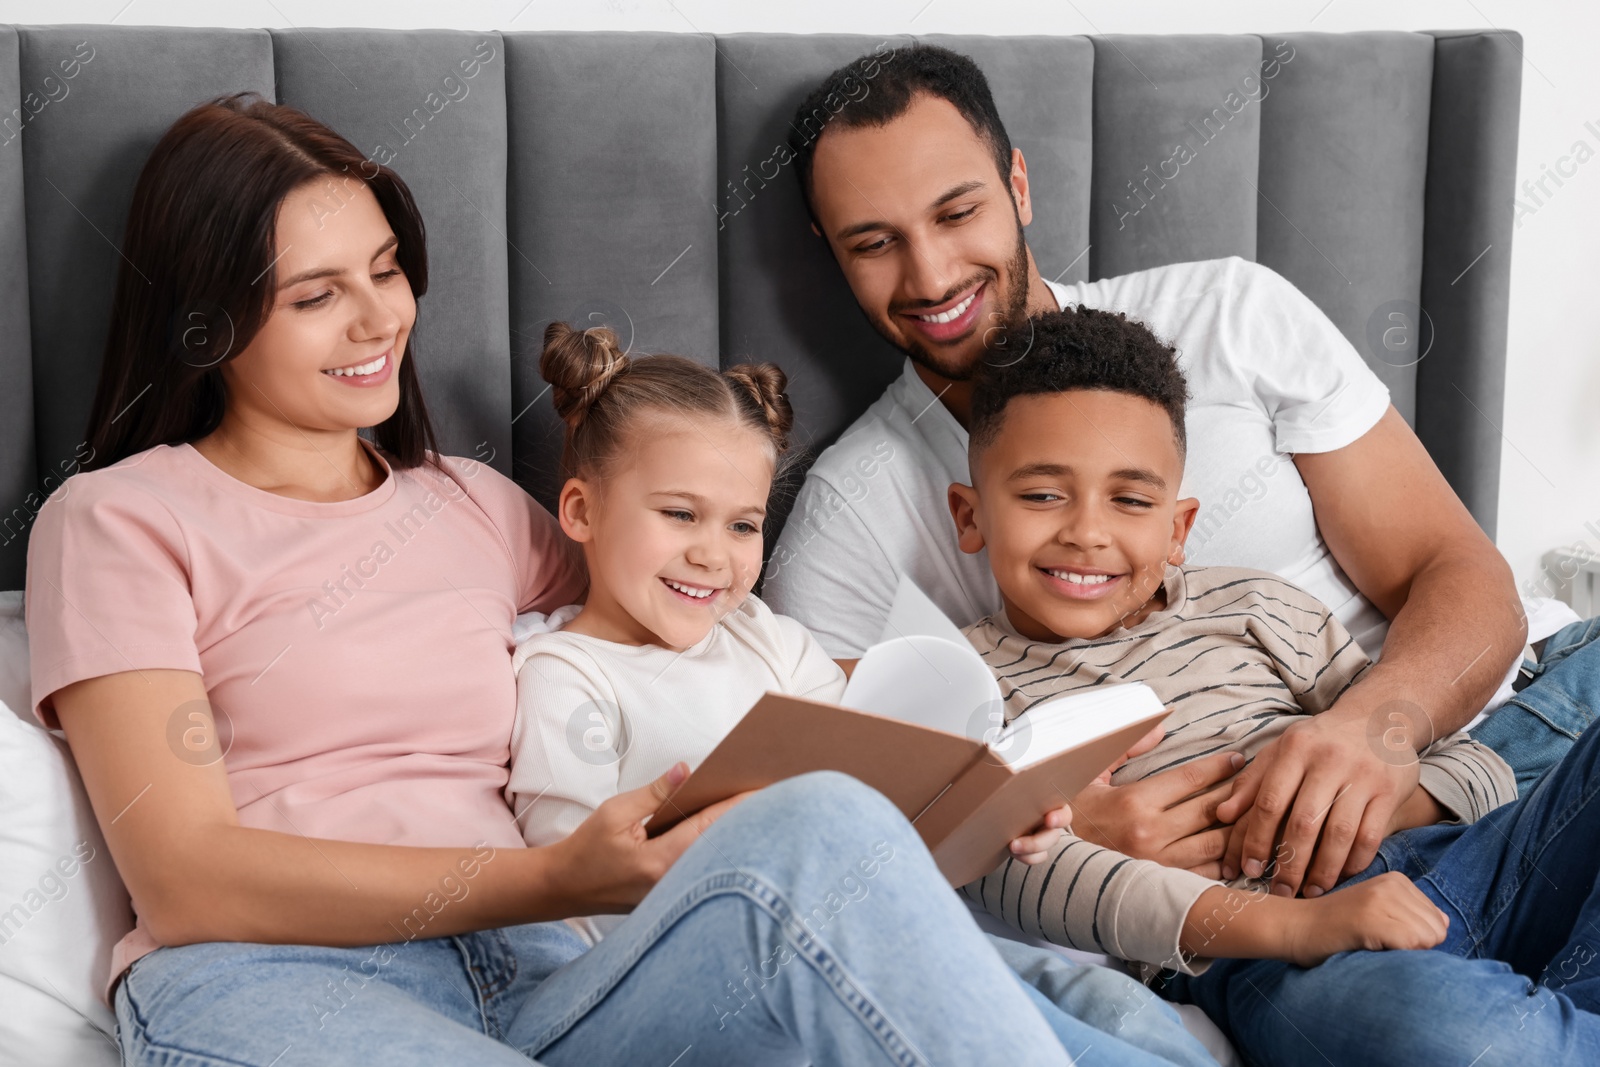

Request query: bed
[{"left": 0, "top": 23, "right": 1522, "bottom": 1066}]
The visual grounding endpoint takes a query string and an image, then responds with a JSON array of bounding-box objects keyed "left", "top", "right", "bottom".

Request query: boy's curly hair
[{"left": 969, "top": 306, "right": 1190, "bottom": 460}]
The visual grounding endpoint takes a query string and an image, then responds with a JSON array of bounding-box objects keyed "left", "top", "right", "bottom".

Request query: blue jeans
[
  {"left": 1472, "top": 616, "right": 1600, "bottom": 794},
  {"left": 114, "top": 772, "right": 1215, "bottom": 1067},
  {"left": 987, "top": 934, "right": 1217, "bottom": 1066},
  {"left": 1168, "top": 629, "right": 1600, "bottom": 1066}
]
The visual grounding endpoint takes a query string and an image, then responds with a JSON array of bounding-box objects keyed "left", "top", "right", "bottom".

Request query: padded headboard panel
[{"left": 0, "top": 26, "right": 1522, "bottom": 589}]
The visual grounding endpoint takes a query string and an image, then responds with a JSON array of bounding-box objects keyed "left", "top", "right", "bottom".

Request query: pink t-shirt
[{"left": 25, "top": 438, "right": 586, "bottom": 992}]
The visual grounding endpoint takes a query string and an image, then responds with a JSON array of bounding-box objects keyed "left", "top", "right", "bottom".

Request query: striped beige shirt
[{"left": 959, "top": 565, "right": 1515, "bottom": 976}]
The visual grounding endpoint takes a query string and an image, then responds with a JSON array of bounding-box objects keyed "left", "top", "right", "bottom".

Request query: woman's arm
[{"left": 57, "top": 668, "right": 739, "bottom": 948}]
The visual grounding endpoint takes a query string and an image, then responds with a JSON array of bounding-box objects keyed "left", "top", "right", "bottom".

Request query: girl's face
[
  {"left": 559, "top": 414, "right": 774, "bottom": 652},
  {"left": 217, "top": 180, "right": 415, "bottom": 437}
]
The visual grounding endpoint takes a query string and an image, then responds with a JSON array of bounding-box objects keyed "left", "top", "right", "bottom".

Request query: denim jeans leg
[
  {"left": 114, "top": 937, "right": 545, "bottom": 1067},
  {"left": 1471, "top": 616, "right": 1600, "bottom": 795},
  {"left": 114, "top": 775, "right": 1217, "bottom": 1067},
  {"left": 1166, "top": 671, "right": 1600, "bottom": 1066},
  {"left": 1409, "top": 678, "right": 1600, "bottom": 1003},
  {"left": 1172, "top": 950, "right": 1600, "bottom": 1067},
  {"left": 984, "top": 934, "right": 1218, "bottom": 1067},
  {"left": 1540, "top": 616, "right": 1600, "bottom": 670},
  {"left": 502, "top": 771, "right": 1193, "bottom": 1067}
]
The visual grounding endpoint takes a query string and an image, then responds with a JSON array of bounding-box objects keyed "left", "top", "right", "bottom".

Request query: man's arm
[{"left": 1218, "top": 407, "right": 1527, "bottom": 896}]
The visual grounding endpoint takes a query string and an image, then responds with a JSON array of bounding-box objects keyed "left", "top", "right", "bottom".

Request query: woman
[{"left": 24, "top": 93, "right": 1212, "bottom": 1067}]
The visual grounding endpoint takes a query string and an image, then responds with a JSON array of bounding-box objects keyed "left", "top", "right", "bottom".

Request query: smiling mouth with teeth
[
  {"left": 322, "top": 352, "right": 389, "bottom": 377},
  {"left": 662, "top": 577, "right": 720, "bottom": 601},
  {"left": 913, "top": 290, "right": 978, "bottom": 324},
  {"left": 1044, "top": 569, "right": 1118, "bottom": 586}
]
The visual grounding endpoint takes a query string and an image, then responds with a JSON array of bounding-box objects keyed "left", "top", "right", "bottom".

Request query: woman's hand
[
  {"left": 1095, "top": 722, "right": 1167, "bottom": 786},
  {"left": 1283, "top": 871, "right": 1448, "bottom": 967},
  {"left": 546, "top": 763, "right": 753, "bottom": 912}
]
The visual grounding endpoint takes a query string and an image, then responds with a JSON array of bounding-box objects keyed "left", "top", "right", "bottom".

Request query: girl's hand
[
  {"left": 547, "top": 762, "right": 752, "bottom": 913},
  {"left": 1009, "top": 804, "right": 1071, "bottom": 865},
  {"left": 1283, "top": 871, "right": 1448, "bottom": 967}
]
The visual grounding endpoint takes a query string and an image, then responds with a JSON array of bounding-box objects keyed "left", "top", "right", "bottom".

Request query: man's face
[{"left": 809, "top": 93, "right": 1037, "bottom": 381}]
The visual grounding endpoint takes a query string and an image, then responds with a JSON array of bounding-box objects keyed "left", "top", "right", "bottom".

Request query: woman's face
[{"left": 218, "top": 180, "right": 416, "bottom": 435}]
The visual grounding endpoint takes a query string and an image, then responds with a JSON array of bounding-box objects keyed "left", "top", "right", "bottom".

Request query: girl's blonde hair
[{"left": 539, "top": 321, "right": 794, "bottom": 479}]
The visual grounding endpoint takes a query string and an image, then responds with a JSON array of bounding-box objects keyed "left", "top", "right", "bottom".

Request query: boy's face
[{"left": 949, "top": 389, "right": 1199, "bottom": 642}]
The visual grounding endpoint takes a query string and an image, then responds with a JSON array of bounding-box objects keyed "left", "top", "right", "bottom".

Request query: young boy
[{"left": 948, "top": 306, "right": 1517, "bottom": 979}]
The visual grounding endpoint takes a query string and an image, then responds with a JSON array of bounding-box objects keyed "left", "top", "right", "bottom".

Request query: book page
[
  {"left": 876, "top": 574, "right": 972, "bottom": 649},
  {"left": 839, "top": 634, "right": 1003, "bottom": 738},
  {"left": 996, "top": 682, "right": 1168, "bottom": 768}
]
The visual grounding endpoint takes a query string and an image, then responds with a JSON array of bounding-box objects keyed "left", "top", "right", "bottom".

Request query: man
[{"left": 762, "top": 43, "right": 1558, "bottom": 901}]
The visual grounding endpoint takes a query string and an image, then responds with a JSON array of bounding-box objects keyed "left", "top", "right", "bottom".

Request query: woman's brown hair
[
  {"left": 539, "top": 322, "right": 794, "bottom": 481},
  {"left": 82, "top": 91, "right": 441, "bottom": 471}
]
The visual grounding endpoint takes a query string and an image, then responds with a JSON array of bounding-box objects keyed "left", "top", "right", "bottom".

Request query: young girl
[
  {"left": 503, "top": 323, "right": 1221, "bottom": 1067},
  {"left": 508, "top": 322, "right": 846, "bottom": 897}
]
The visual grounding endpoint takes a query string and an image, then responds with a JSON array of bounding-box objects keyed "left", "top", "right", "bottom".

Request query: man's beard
[{"left": 869, "top": 220, "right": 1032, "bottom": 383}]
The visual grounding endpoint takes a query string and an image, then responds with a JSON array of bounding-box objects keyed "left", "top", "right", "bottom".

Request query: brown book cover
[
  {"left": 907, "top": 716, "right": 1165, "bottom": 885},
  {"left": 647, "top": 690, "right": 1167, "bottom": 887}
]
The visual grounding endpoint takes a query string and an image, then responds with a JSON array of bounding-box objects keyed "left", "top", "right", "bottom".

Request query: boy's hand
[
  {"left": 1094, "top": 721, "right": 1166, "bottom": 785},
  {"left": 549, "top": 762, "right": 753, "bottom": 912},
  {"left": 1284, "top": 871, "right": 1448, "bottom": 967},
  {"left": 1070, "top": 750, "right": 1245, "bottom": 875}
]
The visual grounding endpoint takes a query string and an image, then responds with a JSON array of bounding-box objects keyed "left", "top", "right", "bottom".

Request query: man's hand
[
  {"left": 1218, "top": 710, "right": 1419, "bottom": 897},
  {"left": 1069, "top": 749, "right": 1245, "bottom": 877}
]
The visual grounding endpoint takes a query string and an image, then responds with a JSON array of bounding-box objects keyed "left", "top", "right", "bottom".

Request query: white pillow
[{"left": 0, "top": 590, "right": 128, "bottom": 1067}]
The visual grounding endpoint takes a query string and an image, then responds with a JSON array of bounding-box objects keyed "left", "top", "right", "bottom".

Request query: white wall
[{"left": 11, "top": 0, "right": 1599, "bottom": 596}]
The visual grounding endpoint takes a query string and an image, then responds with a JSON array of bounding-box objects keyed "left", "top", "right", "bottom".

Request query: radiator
[{"left": 1542, "top": 546, "right": 1600, "bottom": 617}]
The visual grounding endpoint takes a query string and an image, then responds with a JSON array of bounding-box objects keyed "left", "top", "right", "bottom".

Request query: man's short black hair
[
  {"left": 970, "top": 306, "right": 1191, "bottom": 461},
  {"left": 787, "top": 43, "right": 1013, "bottom": 222}
]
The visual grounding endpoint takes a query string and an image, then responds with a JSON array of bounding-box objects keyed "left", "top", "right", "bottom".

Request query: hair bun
[
  {"left": 539, "top": 321, "right": 628, "bottom": 428},
  {"left": 724, "top": 362, "right": 794, "bottom": 452}
]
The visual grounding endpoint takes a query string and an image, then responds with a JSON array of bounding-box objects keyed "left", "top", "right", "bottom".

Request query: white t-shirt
[
  {"left": 507, "top": 593, "right": 846, "bottom": 943},
  {"left": 764, "top": 256, "right": 1393, "bottom": 659}
]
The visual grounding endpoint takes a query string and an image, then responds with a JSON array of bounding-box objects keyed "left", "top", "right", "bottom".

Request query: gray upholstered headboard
[{"left": 0, "top": 26, "right": 1522, "bottom": 590}]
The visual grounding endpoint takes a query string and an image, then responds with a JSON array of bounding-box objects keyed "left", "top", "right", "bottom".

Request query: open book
[{"left": 647, "top": 578, "right": 1170, "bottom": 886}]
